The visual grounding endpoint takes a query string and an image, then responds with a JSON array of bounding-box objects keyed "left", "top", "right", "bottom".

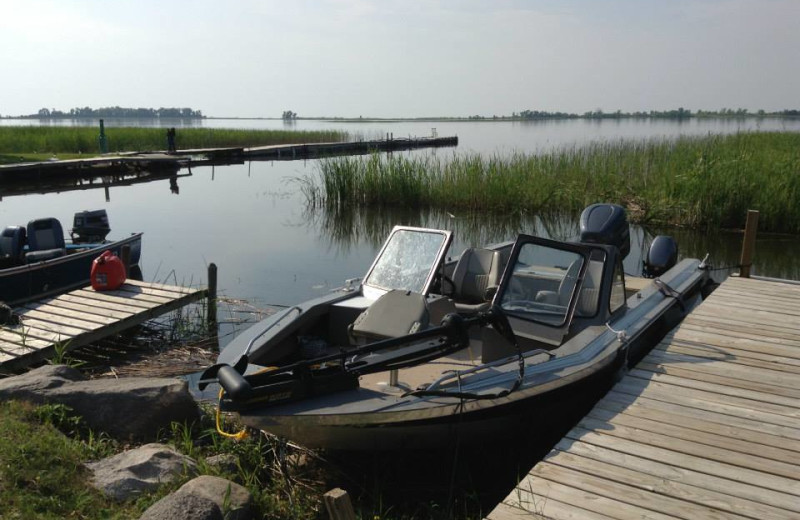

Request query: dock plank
[
  {"left": 0, "top": 281, "right": 207, "bottom": 370},
  {"left": 490, "top": 276, "right": 800, "bottom": 519}
]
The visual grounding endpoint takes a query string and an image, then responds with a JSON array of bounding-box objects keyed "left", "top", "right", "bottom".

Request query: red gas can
[{"left": 90, "top": 250, "right": 126, "bottom": 291}]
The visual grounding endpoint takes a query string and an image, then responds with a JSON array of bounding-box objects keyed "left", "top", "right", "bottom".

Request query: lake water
[{"left": 2, "top": 117, "right": 800, "bottom": 341}]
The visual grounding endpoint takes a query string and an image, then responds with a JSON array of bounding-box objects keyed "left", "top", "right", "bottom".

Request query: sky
[{"left": 1, "top": 0, "right": 798, "bottom": 118}]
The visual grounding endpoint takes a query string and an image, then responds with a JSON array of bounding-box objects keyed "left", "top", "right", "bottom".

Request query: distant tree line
[
  {"left": 467, "top": 108, "right": 800, "bottom": 121},
  {"left": 19, "top": 106, "right": 204, "bottom": 119}
]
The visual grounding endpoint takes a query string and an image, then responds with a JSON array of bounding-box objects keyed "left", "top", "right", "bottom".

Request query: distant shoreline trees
[
  {"left": 17, "top": 106, "right": 204, "bottom": 119},
  {"left": 467, "top": 108, "right": 800, "bottom": 121}
]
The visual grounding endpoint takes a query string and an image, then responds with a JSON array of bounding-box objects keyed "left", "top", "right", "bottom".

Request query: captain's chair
[
  {"left": 451, "top": 248, "right": 502, "bottom": 313},
  {"left": 25, "top": 218, "right": 66, "bottom": 263},
  {"left": 0, "top": 226, "right": 26, "bottom": 266}
]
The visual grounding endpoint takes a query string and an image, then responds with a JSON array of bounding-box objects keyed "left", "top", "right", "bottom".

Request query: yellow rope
[{"left": 216, "top": 387, "right": 249, "bottom": 441}]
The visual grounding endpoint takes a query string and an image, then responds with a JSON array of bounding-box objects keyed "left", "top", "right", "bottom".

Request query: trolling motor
[
  {"left": 72, "top": 209, "right": 111, "bottom": 243},
  {"left": 198, "top": 305, "right": 515, "bottom": 409}
]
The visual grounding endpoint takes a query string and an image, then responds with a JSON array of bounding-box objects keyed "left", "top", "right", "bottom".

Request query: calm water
[{"left": 2, "top": 117, "right": 800, "bottom": 333}]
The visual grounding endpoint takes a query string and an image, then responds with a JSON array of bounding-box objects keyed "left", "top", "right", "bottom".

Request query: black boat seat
[
  {"left": 0, "top": 226, "right": 26, "bottom": 265},
  {"left": 452, "top": 248, "right": 502, "bottom": 313},
  {"left": 349, "top": 290, "right": 430, "bottom": 344},
  {"left": 25, "top": 218, "right": 66, "bottom": 263}
]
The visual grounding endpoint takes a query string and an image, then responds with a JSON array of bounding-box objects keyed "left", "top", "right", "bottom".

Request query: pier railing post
[
  {"left": 207, "top": 263, "right": 218, "bottom": 333},
  {"left": 739, "top": 210, "right": 759, "bottom": 278}
]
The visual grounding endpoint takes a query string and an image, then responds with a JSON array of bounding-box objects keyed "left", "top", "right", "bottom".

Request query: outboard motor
[
  {"left": 643, "top": 235, "right": 678, "bottom": 278},
  {"left": 72, "top": 209, "right": 110, "bottom": 243},
  {"left": 579, "top": 203, "right": 630, "bottom": 258}
]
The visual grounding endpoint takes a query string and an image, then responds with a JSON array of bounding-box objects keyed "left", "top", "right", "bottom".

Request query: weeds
[
  {"left": 0, "top": 126, "right": 348, "bottom": 156},
  {"left": 303, "top": 132, "right": 800, "bottom": 233}
]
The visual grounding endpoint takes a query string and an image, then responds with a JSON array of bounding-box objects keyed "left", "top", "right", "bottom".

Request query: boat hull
[{"left": 0, "top": 233, "right": 143, "bottom": 306}]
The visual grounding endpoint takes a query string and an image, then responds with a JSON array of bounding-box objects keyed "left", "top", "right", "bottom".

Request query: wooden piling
[
  {"left": 323, "top": 488, "right": 356, "bottom": 520},
  {"left": 739, "top": 209, "right": 759, "bottom": 278},
  {"left": 207, "top": 263, "right": 217, "bottom": 332},
  {"left": 120, "top": 244, "right": 131, "bottom": 276}
]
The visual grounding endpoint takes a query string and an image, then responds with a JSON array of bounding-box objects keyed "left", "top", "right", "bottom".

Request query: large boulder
[
  {"left": 139, "top": 493, "right": 222, "bottom": 520},
  {"left": 87, "top": 443, "right": 198, "bottom": 501},
  {"left": 0, "top": 364, "right": 200, "bottom": 440},
  {"left": 0, "top": 364, "right": 86, "bottom": 398}
]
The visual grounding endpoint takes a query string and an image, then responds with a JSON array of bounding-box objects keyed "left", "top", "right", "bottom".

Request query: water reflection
[
  {"left": 305, "top": 204, "right": 800, "bottom": 282},
  {"left": 0, "top": 168, "right": 189, "bottom": 201}
]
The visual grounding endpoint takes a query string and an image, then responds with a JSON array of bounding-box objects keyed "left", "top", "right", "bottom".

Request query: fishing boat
[
  {"left": 0, "top": 210, "right": 142, "bottom": 306},
  {"left": 200, "top": 204, "right": 711, "bottom": 450}
]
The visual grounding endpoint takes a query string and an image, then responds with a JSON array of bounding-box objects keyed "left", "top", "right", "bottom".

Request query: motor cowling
[
  {"left": 579, "top": 203, "right": 630, "bottom": 258},
  {"left": 91, "top": 250, "right": 126, "bottom": 291},
  {"left": 73, "top": 209, "right": 110, "bottom": 243},
  {"left": 643, "top": 235, "right": 678, "bottom": 278}
]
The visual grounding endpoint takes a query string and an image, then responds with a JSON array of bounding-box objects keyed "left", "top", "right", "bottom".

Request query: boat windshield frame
[
  {"left": 493, "top": 235, "right": 602, "bottom": 331},
  {"left": 362, "top": 226, "right": 453, "bottom": 300}
]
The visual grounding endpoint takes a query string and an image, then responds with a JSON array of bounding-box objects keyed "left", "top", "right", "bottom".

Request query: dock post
[
  {"left": 739, "top": 209, "right": 759, "bottom": 278},
  {"left": 323, "top": 488, "right": 356, "bottom": 520},
  {"left": 120, "top": 244, "right": 131, "bottom": 276},
  {"left": 207, "top": 263, "right": 218, "bottom": 333}
]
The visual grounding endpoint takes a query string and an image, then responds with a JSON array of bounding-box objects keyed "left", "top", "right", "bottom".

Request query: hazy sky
[{"left": 1, "top": 0, "right": 798, "bottom": 118}]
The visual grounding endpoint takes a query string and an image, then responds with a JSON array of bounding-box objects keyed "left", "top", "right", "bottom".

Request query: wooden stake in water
[
  {"left": 739, "top": 210, "right": 759, "bottom": 278},
  {"left": 208, "top": 263, "right": 218, "bottom": 332}
]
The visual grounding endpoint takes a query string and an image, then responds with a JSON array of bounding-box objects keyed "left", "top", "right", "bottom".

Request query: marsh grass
[
  {"left": 0, "top": 126, "right": 348, "bottom": 155},
  {"left": 303, "top": 132, "right": 800, "bottom": 233}
]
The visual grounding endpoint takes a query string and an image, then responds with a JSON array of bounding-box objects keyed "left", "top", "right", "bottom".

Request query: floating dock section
[
  {"left": 489, "top": 275, "right": 800, "bottom": 519},
  {"left": 0, "top": 279, "right": 207, "bottom": 372},
  {"left": 0, "top": 135, "right": 458, "bottom": 178}
]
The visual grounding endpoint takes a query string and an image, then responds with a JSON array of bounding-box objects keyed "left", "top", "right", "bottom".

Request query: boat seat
[
  {"left": 349, "top": 290, "right": 430, "bottom": 344},
  {"left": 451, "top": 248, "right": 502, "bottom": 313},
  {"left": 536, "top": 259, "right": 581, "bottom": 307},
  {"left": 0, "top": 226, "right": 26, "bottom": 265},
  {"left": 25, "top": 218, "right": 66, "bottom": 263}
]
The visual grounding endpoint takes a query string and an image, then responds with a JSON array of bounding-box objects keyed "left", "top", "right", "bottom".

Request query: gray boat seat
[
  {"left": 349, "top": 290, "right": 430, "bottom": 344},
  {"left": 536, "top": 259, "right": 581, "bottom": 306},
  {"left": 452, "top": 248, "right": 502, "bottom": 313},
  {"left": 25, "top": 218, "right": 66, "bottom": 263},
  {"left": 0, "top": 226, "right": 26, "bottom": 265}
]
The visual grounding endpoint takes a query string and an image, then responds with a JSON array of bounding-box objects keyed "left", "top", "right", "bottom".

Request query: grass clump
[
  {"left": 0, "top": 126, "right": 347, "bottom": 157},
  {"left": 0, "top": 400, "right": 132, "bottom": 519},
  {"left": 302, "top": 132, "right": 800, "bottom": 233}
]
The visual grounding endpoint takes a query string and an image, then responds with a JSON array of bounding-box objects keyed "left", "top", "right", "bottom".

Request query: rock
[
  {"left": 176, "top": 476, "right": 253, "bottom": 520},
  {"left": 139, "top": 492, "right": 222, "bottom": 520},
  {"left": 47, "top": 377, "right": 201, "bottom": 440},
  {"left": 205, "top": 453, "right": 239, "bottom": 476},
  {"left": 0, "top": 365, "right": 86, "bottom": 400},
  {"left": 87, "top": 443, "right": 198, "bottom": 501},
  {"left": 0, "top": 365, "right": 200, "bottom": 440}
]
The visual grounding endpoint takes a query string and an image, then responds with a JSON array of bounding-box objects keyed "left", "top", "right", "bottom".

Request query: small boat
[
  {"left": 0, "top": 210, "right": 142, "bottom": 306},
  {"left": 200, "top": 204, "right": 712, "bottom": 450}
]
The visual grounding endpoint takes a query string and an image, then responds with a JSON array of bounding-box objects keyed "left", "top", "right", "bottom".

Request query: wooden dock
[
  {"left": 488, "top": 275, "right": 800, "bottom": 519},
  {"left": 0, "top": 279, "right": 207, "bottom": 371}
]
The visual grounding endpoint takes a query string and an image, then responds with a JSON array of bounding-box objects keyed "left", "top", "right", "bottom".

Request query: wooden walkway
[
  {"left": 0, "top": 279, "right": 207, "bottom": 371},
  {"left": 488, "top": 276, "right": 800, "bottom": 520}
]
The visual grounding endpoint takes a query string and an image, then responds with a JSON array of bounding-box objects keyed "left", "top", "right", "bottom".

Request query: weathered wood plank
[
  {"left": 627, "top": 368, "right": 800, "bottom": 410},
  {"left": 526, "top": 462, "right": 751, "bottom": 520},
  {"left": 0, "top": 281, "right": 207, "bottom": 370},
  {"left": 543, "top": 449, "right": 793, "bottom": 520},
  {"left": 552, "top": 439, "right": 800, "bottom": 514},
  {"left": 565, "top": 427, "right": 800, "bottom": 496}
]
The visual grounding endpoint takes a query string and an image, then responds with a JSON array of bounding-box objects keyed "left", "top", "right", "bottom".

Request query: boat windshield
[
  {"left": 363, "top": 227, "right": 451, "bottom": 298},
  {"left": 498, "top": 242, "right": 585, "bottom": 327}
]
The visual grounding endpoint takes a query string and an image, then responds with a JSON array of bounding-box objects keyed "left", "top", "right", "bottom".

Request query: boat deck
[
  {"left": 0, "top": 279, "right": 207, "bottom": 371},
  {"left": 488, "top": 275, "right": 800, "bottom": 519}
]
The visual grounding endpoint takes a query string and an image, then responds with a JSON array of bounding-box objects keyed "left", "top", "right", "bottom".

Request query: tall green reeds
[
  {"left": 0, "top": 126, "right": 347, "bottom": 154},
  {"left": 303, "top": 132, "right": 800, "bottom": 233}
]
